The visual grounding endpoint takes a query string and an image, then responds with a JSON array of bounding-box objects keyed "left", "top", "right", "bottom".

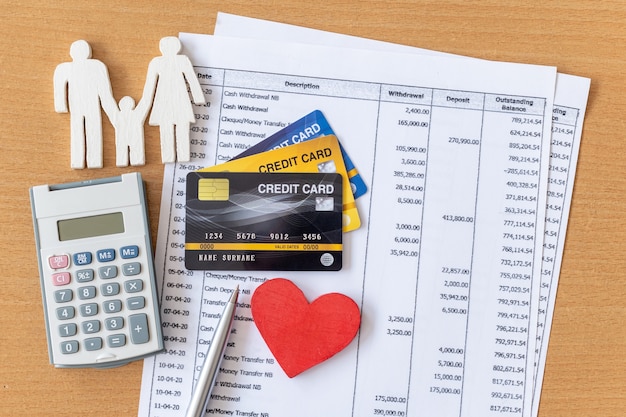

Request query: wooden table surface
[{"left": 0, "top": 1, "right": 623, "bottom": 416}]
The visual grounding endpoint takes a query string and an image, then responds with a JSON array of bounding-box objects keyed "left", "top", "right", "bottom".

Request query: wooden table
[{"left": 0, "top": 1, "right": 623, "bottom": 416}]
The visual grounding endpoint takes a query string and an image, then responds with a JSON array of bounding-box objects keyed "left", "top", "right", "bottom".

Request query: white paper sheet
[
  {"left": 137, "top": 29, "right": 563, "bottom": 417},
  {"left": 214, "top": 14, "right": 591, "bottom": 417}
]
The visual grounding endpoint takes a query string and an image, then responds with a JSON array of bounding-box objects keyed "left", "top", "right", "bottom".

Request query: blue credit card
[{"left": 232, "top": 110, "right": 367, "bottom": 199}]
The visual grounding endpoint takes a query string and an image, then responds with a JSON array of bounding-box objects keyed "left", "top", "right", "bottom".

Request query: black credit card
[{"left": 185, "top": 172, "right": 343, "bottom": 271}]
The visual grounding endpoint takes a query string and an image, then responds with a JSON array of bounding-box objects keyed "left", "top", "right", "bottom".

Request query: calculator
[{"left": 30, "top": 172, "right": 164, "bottom": 368}]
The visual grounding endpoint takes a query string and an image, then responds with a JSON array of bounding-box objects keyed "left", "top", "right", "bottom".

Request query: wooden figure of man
[
  {"left": 54, "top": 40, "right": 116, "bottom": 169},
  {"left": 142, "top": 36, "right": 206, "bottom": 163}
]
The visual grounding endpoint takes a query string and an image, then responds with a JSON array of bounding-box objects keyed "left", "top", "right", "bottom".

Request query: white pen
[{"left": 185, "top": 286, "right": 239, "bottom": 417}]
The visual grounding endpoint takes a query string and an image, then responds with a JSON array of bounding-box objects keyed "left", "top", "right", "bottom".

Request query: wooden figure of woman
[{"left": 142, "top": 36, "right": 206, "bottom": 163}]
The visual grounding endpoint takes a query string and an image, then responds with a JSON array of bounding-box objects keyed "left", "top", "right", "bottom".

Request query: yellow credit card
[{"left": 199, "top": 135, "right": 360, "bottom": 232}]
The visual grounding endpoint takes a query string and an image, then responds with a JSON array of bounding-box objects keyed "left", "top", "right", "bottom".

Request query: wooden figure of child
[{"left": 110, "top": 96, "right": 150, "bottom": 167}]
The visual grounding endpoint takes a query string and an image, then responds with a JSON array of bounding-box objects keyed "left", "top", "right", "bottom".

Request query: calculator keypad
[{"left": 45, "top": 244, "right": 156, "bottom": 365}]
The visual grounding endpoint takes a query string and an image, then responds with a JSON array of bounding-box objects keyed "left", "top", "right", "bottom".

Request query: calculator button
[
  {"left": 122, "top": 262, "right": 141, "bottom": 276},
  {"left": 54, "top": 289, "right": 73, "bottom": 303},
  {"left": 82, "top": 320, "right": 101, "bottom": 334},
  {"left": 78, "top": 286, "right": 97, "bottom": 300},
  {"left": 60, "top": 340, "right": 79, "bottom": 354},
  {"left": 103, "top": 300, "right": 122, "bottom": 314},
  {"left": 99, "top": 265, "right": 118, "bottom": 279},
  {"left": 84, "top": 337, "right": 103, "bottom": 351},
  {"left": 129, "top": 313, "right": 150, "bottom": 344},
  {"left": 59, "top": 323, "right": 77, "bottom": 337},
  {"left": 56, "top": 306, "right": 75, "bottom": 320},
  {"left": 127, "top": 296, "right": 145, "bottom": 310},
  {"left": 52, "top": 272, "right": 71, "bottom": 286},
  {"left": 124, "top": 279, "right": 143, "bottom": 293},
  {"left": 101, "top": 282, "right": 120, "bottom": 296},
  {"left": 108, "top": 334, "right": 126, "bottom": 348},
  {"left": 96, "top": 249, "right": 116, "bottom": 262},
  {"left": 76, "top": 269, "right": 95, "bottom": 283},
  {"left": 120, "top": 245, "right": 139, "bottom": 259},
  {"left": 105, "top": 317, "right": 124, "bottom": 331},
  {"left": 48, "top": 255, "right": 69, "bottom": 270},
  {"left": 80, "top": 303, "right": 98, "bottom": 317},
  {"left": 73, "top": 252, "right": 92, "bottom": 266}
]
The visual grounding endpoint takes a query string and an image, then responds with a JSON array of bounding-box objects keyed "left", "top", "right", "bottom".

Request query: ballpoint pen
[{"left": 185, "top": 286, "right": 239, "bottom": 417}]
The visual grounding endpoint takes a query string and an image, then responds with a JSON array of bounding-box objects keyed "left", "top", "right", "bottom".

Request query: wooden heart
[{"left": 251, "top": 278, "right": 361, "bottom": 378}]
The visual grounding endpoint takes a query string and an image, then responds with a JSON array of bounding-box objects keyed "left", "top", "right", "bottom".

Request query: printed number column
[
  {"left": 534, "top": 105, "right": 579, "bottom": 379},
  {"left": 353, "top": 85, "right": 432, "bottom": 417},
  {"left": 461, "top": 95, "right": 546, "bottom": 417},
  {"left": 408, "top": 90, "right": 485, "bottom": 416}
]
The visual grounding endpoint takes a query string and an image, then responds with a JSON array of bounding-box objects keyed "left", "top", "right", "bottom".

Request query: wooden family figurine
[{"left": 54, "top": 37, "right": 206, "bottom": 169}]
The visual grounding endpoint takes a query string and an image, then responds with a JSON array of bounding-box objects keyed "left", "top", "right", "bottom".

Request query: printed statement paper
[
  {"left": 213, "top": 14, "right": 591, "bottom": 417},
  {"left": 137, "top": 20, "right": 589, "bottom": 417}
]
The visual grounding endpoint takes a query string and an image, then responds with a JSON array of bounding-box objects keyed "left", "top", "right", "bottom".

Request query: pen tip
[{"left": 230, "top": 286, "right": 239, "bottom": 303}]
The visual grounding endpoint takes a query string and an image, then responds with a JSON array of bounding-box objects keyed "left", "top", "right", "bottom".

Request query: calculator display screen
[{"left": 57, "top": 212, "right": 125, "bottom": 241}]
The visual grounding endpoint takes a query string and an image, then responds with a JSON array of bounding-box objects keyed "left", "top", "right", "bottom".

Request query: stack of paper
[{"left": 139, "top": 13, "right": 590, "bottom": 417}]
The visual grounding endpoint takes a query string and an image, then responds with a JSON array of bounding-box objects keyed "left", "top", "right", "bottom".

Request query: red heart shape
[{"left": 251, "top": 278, "right": 361, "bottom": 378}]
